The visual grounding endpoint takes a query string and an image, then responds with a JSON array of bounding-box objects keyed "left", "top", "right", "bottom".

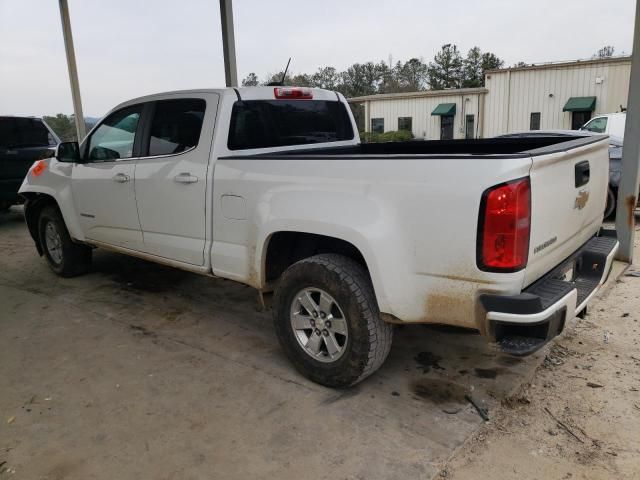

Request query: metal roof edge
[
  {"left": 485, "top": 55, "right": 633, "bottom": 75},
  {"left": 347, "top": 87, "right": 489, "bottom": 103}
]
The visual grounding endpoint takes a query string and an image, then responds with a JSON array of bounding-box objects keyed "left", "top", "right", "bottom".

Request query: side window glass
[
  {"left": 87, "top": 105, "right": 142, "bottom": 161},
  {"left": 148, "top": 99, "right": 206, "bottom": 156}
]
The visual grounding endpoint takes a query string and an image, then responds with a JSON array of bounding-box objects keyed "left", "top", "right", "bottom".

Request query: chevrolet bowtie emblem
[{"left": 574, "top": 190, "right": 589, "bottom": 210}]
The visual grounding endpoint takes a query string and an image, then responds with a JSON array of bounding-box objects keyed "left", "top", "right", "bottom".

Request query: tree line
[
  {"left": 39, "top": 45, "right": 618, "bottom": 140},
  {"left": 241, "top": 44, "right": 505, "bottom": 97},
  {"left": 242, "top": 44, "right": 621, "bottom": 98}
]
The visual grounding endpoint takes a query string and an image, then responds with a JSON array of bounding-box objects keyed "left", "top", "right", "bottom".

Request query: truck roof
[{"left": 113, "top": 86, "right": 342, "bottom": 112}]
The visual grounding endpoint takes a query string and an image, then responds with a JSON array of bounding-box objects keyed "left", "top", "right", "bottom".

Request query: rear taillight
[
  {"left": 274, "top": 87, "right": 313, "bottom": 99},
  {"left": 478, "top": 177, "right": 531, "bottom": 272}
]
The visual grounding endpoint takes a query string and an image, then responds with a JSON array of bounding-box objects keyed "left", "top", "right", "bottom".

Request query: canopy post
[
  {"left": 614, "top": 0, "right": 640, "bottom": 262},
  {"left": 58, "top": 0, "right": 86, "bottom": 141},
  {"left": 219, "top": 0, "right": 238, "bottom": 87}
]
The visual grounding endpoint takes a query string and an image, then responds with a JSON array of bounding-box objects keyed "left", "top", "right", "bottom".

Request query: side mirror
[{"left": 55, "top": 141, "right": 81, "bottom": 163}]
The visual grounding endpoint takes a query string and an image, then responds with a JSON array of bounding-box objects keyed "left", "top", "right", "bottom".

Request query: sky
[{"left": 0, "top": 0, "right": 636, "bottom": 117}]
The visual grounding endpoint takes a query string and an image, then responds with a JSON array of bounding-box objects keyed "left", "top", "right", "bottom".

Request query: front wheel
[
  {"left": 39, "top": 205, "right": 92, "bottom": 277},
  {"left": 273, "top": 254, "right": 393, "bottom": 388}
]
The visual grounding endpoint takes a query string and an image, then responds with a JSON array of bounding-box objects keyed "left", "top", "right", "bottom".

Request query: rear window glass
[
  {"left": 228, "top": 100, "right": 354, "bottom": 150},
  {"left": 0, "top": 117, "right": 51, "bottom": 148},
  {"left": 148, "top": 99, "right": 206, "bottom": 156}
]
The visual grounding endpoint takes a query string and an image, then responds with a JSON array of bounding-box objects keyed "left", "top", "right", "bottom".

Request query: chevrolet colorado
[{"left": 19, "top": 87, "right": 618, "bottom": 387}]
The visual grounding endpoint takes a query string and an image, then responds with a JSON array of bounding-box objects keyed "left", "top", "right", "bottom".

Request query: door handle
[
  {"left": 174, "top": 172, "right": 198, "bottom": 184},
  {"left": 112, "top": 173, "right": 130, "bottom": 183}
]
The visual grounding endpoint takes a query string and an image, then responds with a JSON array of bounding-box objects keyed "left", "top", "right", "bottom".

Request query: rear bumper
[{"left": 480, "top": 234, "right": 618, "bottom": 355}]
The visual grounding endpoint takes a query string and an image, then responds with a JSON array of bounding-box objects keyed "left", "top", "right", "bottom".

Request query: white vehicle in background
[
  {"left": 19, "top": 86, "right": 618, "bottom": 388},
  {"left": 580, "top": 112, "right": 626, "bottom": 140}
]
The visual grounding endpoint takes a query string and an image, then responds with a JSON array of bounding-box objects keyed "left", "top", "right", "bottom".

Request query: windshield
[
  {"left": 228, "top": 100, "right": 354, "bottom": 150},
  {"left": 581, "top": 117, "right": 607, "bottom": 133},
  {"left": 0, "top": 117, "right": 52, "bottom": 148}
]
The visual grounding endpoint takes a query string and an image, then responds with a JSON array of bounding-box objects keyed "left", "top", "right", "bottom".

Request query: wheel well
[
  {"left": 264, "top": 232, "right": 368, "bottom": 283},
  {"left": 22, "top": 193, "right": 59, "bottom": 255}
]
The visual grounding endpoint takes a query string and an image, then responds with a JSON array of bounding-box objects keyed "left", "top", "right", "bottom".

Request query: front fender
[{"left": 19, "top": 159, "right": 85, "bottom": 242}]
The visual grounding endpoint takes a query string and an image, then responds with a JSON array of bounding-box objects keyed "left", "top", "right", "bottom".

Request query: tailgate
[{"left": 524, "top": 137, "right": 609, "bottom": 287}]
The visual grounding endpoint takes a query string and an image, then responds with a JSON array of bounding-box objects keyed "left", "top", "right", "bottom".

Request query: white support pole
[
  {"left": 219, "top": 0, "right": 238, "bottom": 87},
  {"left": 614, "top": 0, "right": 640, "bottom": 262},
  {"left": 58, "top": 0, "right": 86, "bottom": 141}
]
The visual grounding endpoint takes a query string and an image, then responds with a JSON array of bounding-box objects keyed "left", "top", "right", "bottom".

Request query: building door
[
  {"left": 465, "top": 115, "right": 475, "bottom": 139},
  {"left": 571, "top": 111, "right": 592, "bottom": 130},
  {"left": 441, "top": 115, "right": 454, "bottom": 140}
]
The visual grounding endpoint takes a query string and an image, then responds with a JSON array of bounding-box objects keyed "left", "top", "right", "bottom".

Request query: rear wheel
[
  {"left": 39, "top": 205, "right": 92, "bottom": 277},
  {"left": 604, "top": 187, "right": 616, "bottom": 219},
  {"left": 273, "top": 254, "right": 393, "bottom": 388}
]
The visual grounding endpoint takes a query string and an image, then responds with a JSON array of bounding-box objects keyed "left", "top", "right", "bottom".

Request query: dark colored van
[{"left": 0, "top": 116, "right": 59, "bottom": 210}]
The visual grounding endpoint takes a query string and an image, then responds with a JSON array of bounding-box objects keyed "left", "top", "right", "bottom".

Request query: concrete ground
[{"left": 0, "top": 206, "right": 610, "bottom": 480}]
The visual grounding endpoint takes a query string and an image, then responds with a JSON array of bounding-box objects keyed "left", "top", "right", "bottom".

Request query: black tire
[
  {"left": 0, "top": 201, "right": 12, "bottom": 212},
  {"left": 604, "top": 187, "right": 616, "bottom": 219},
  {"left": 38, "top": 205, "right": 92, "bottom": 277},
  {"left": 273, "top": 254, "right": 393, "bottom": 388}
]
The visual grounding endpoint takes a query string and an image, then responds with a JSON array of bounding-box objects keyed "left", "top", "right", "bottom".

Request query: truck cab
[{"left": 581, "top": 112, "right": 626, "bottom": 140}]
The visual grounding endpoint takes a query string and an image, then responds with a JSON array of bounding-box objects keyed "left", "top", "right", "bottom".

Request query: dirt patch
[
  {"left": 414, "top": 351, "right": 445, "bottom": 373},
  {"left": 473, "top": 368, "right": 500, "bottom": 379},
  {"left": 496, "top": 356, "right": 523, "bottom": 367},
  {"left": 410, "top": 378, "right": 469, "bottom": 405}
]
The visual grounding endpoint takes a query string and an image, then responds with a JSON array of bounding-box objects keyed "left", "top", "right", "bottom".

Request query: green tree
[
  {"left": 241, "top": 72, "right": 259, "bottom": 86},
  {"left": 394, "top": 58, "right": 428, "bottom": 92},
  {"left": 481, "top": 52, "right": 504, "bottom": 73},
  {"left": 310, "top": 66, "right": 340, "bottom": 90},
  {"left": 377, "top": 61, "right": 400, "bottom": 93},
  {"left": 427, "top": 44, "right": 464, "bottom": 90},
  {"left": 290, "top": 73, "right": 313, "bottom": 87},
  {"left": 43, "top": 113, "right": 77, "bottom": 141},
  {"left": 595, "top": 45, "right": 615, "bottom": 58},
  {"left": 264, "top": 71, "right": 293, "bottom": 85},
  {"left": 338, "top": 62, "right": 384, "bottom": 97},
  {"left": 463, "top": 49, "right": 505, "bottom": 87},
  {"left": 462, "top": 47, "right": 483, "bottom": 88}
]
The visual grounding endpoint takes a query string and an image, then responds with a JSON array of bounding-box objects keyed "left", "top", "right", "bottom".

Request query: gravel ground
[{"left": 441, "top": 233, "right": 640, "bottom": 480}]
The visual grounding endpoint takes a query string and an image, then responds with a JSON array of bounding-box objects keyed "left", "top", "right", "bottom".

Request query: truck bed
[{"left": 227, "top": 134, "right": 607, "bottom": 158}]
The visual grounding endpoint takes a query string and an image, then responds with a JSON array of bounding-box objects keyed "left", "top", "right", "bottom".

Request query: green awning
[
  {"left": 563, "top": 96, "right": 596, "bottom": 112},
  {"left": 431, "top": 103, "right": 456, "bottom": 116}
]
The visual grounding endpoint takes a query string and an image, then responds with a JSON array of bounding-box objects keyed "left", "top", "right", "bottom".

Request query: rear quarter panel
[{"left": 210, "top": 155, "right": 532, "bottom": 330}]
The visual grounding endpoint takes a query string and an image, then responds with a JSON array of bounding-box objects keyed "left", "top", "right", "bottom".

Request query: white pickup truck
[{"left": 19, "top": 87, "right": 618, "bottom": 388}]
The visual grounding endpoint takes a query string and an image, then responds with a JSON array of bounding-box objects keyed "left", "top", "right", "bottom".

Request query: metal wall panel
[
  {"left": 367, "top": 93, "right": 485, "bottom": 140},
  {"left": 483, "top": 59, "right": 631, "bottom": 136}
]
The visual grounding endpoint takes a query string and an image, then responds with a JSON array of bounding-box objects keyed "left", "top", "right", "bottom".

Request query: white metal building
[
  {"left": 349, "top": 56, "right": 632, "bottom": 140},
  {"left": 354, "top": 88, "right": 488, "bottom": 140}
]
